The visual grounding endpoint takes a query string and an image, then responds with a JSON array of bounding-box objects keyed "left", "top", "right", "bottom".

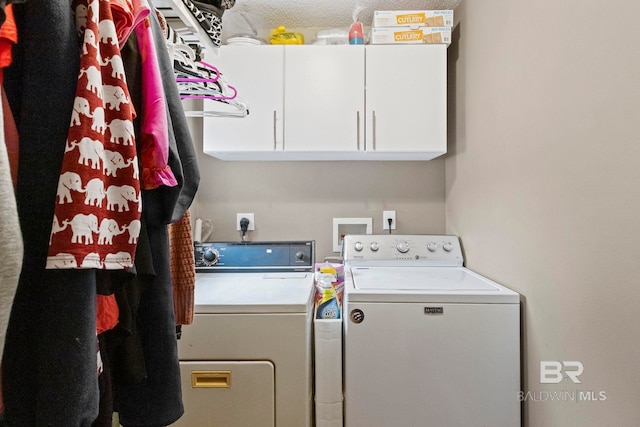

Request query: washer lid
[
  {"left": 347, "top": 266, "right": 519, "bottom": 304},
  {"left": 194, "top": 272, "right": 314, "bottom": 313}
]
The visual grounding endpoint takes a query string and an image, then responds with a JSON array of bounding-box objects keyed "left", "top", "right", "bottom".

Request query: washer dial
[{"left": 396, "top": 241, "right": 410, "bottom": 253}]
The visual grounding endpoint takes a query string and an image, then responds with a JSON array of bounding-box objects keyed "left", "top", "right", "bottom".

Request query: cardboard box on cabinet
[
  {"left": 372, "top": 10, "right": 454, "bottom": 28},
  {"left": 370, "top": 26, "right": 452, "bottom": 45}
]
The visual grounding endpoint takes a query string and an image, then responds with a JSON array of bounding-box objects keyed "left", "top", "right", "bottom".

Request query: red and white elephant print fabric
[{"left": 46, "top": 0, "right": 141, "bottom": 270}]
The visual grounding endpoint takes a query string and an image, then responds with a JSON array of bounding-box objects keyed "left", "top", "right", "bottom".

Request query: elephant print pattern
[{"left": 47, "top": 0, "right": 140, "bottom": 270}]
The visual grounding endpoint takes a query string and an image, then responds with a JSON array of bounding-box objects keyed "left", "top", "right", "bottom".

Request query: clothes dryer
[{"left": 174, "top": 241, "right": 315, "bottom": 427}]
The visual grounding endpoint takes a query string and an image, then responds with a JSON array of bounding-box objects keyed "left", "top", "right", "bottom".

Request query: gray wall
[
  {"left": 446, "top": 1, "right": 640, "bottom": 426},
  {"left": 188, "top": 117, "right": 446, "bottom": 259}
]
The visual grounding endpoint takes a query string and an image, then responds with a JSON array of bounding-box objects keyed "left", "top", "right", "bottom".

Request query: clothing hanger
[{"left": 164, "top": 18, "right": 248, "bottom": 116}]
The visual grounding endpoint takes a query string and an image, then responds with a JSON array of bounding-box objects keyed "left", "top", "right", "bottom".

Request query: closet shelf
[{"left": 156, "top": 0, "right": 220, "bottom": 58}]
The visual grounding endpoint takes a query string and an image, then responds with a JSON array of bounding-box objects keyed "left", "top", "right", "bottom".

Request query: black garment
[
  {"left": 113, "top": 8, "right": 199, "bottom": 427},
  {"left": 2, "top": 1, "right": 100, "bottom": 426},
  {"left": 114, "top": 225, "right": 184, "bottom": 426}
]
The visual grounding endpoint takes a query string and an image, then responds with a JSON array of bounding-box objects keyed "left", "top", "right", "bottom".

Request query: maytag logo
[{"left": 424, "top": 307, "right": 443, "bottom": 315}]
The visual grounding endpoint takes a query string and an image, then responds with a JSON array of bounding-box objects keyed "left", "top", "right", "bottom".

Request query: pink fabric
[
  {"left": 110, "top": 0, "right": 150, "bottom": 47},
  {"left": 135, "top": 17, "right": 177, "bottom": 190}
]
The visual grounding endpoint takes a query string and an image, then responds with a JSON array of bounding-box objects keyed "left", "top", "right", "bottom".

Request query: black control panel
[{"left": 195, "top": 241, "right": 315, "bottom": 272}]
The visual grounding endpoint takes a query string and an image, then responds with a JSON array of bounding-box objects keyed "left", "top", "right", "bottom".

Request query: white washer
[
  {"left": 174, "top": 241, "right": 315, "bottom": 427},
  {"left": 342, "top": 235, "right": 521, "bottom": 427}
]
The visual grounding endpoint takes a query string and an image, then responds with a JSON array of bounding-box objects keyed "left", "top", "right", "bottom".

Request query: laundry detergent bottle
[{"left": 316, "top": 273, "right": 341, "bottom": 319}]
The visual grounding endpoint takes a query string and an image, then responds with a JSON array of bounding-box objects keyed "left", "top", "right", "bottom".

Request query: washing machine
[
  {"left": 174, "top": 241, "right": 315, "bottom": 427},
  {"left": 341, "top": 235, "right": 521, "bottom": 427}
]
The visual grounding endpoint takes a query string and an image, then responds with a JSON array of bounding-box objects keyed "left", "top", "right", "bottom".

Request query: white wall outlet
[
  {"left": 383, "top": 210, "right": 396, "bottom": 230},
  {"left": 236, "top": 213, "right": 255, "bottom": 231}
]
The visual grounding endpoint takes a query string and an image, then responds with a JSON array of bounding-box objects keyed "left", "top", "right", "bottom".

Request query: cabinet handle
[
  {"left": 372, "top": 111, "right": 377, "bottom": 151},
  {"left": 273, "top": 110, "right": 277, "bottom": 151},
  {"left": 356, "top": 111, "right": 361, "bottom": 151}
]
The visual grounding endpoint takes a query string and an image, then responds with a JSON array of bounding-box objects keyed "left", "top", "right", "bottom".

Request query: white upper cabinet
[
  {"left": 202, "top": 45, "right": 284, "bottom": 155},
  {"left": 365, "top": 44, "right": 447, "bottom": 160},
  {"left": 203, "top": 44, "right": 447, "bottom": 161},
  {"left": 283, "top": 45, "right": 365, "bottom": 154}
]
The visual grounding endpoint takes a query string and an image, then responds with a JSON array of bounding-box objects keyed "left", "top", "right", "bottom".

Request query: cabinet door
[
  {"left": 203, "top": 46, "right": 284, "bottom": 156},
  {"left": 283, "top": 45, "right": 365, "bottom": 153},
  {"left": 365, "top": 45, "right": 447, "bottom": 157}
]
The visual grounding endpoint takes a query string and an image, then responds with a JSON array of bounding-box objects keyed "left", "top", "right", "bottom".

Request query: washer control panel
[{"left": 342, "top": 235, "right": 463, "bottom": 266}]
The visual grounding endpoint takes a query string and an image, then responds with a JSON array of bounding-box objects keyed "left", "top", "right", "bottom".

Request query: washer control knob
[
  {"left": 442, "top": 242, "right": 454, "bottom": 252},
  {"left": 427, "top": 242, "right": 438, "bottom": 252},
  {"left": 203, "top": 248, "right": 219, "bottom": 265},
  {"left": 354, "top": 241, "right": 364, "bottom": 252},
  {"left": 370, "top": 242, "right": 380, "bottom": 252},
  {"left": 295, "top": 251, "right": 305, "bottom": 260},
  {"left": 396, "top": 241, "right": 410, "bottom": 253}
]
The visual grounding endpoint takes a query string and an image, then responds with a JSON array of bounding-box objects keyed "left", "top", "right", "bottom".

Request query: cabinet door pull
[
  {"left": 273, "top": 110, "right": 277, "bottom": 150},
  {"left": 356, "top": 111, "right": 361, "bottom": 151},
  {"left": 372, "top": 111, "right": 377, "bottom": 151}
]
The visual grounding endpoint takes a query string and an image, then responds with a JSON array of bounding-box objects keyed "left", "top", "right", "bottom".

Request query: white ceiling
[
  {"left": 155, "top": 0, "right": 462, "bottom": 42},
  {"left": 224, "top": 0, "right": 462, "bottom": 30}
]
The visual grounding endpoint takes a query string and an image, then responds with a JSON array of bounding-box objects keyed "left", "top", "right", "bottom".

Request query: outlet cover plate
[{"left": 236, "top": 213, "right": 255, "bottom": 231}]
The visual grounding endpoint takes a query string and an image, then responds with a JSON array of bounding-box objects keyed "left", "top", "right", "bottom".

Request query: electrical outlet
[
  {"left": 383, "top": 210, "right": 396, "bottom": 230},
  {"left": 236, "top": 213, "right": 255, "bottom": 231}
]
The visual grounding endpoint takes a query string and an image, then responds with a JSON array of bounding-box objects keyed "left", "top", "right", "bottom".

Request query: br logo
[{"left": 540, "top": 361, "right": 584, "bottom": 384}]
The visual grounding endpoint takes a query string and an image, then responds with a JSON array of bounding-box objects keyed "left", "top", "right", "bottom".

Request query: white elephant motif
[
  {"left": 50, "top": 215, "right": 69, "bottom": 244},
  {"left": 91, "top": 106, "right": 106, "bottom": 134},
  {"left": 103, "top": 149, "right": 128, "bottom": 177},
  {"left": 98, "top": 218, "right": 127, "bottom": 245},
  {"left": 66, "top": 136, "right": 104, "bottom": 169},
  {"left": 70, "top": 96, "right": 91, "bottom": 127},
  {"left": 69, "top": 213, "right": 98, "bottom": 244},
  {"left": 101, "top": 54, "right": 125, "bottom": 79},
  {"left": 108, "top": 119, "right": 135, "bottom": 146},
  {"left": 106, "top": 184, "right": 138, "bottom": 212},
  {"left": 79, "top": 65, "right": 102, "bottom": 96},
  {"left": 102, "top": 85, "right": 129, "bottom": 111},
  {"left": 47, "top": 253, "right": 78, "bottom": 269},
  {"left": 128, "top": 156, "right": 139, "bottom": 179},
  {"left": 126, "top": 219, "right": 141, "bottom": 244},
  {"left": 81, "top": 252, "right": 103, "bottom": 269},
  {"left": 104, "top": 251, "right": 133, "bottom": 269},
  {"left": 87, "top": 0, "right": 100, "bottom": 24},
  {"left": 82, "top": 28, "right": 98, "bottom": 55},
  {"left": 98, "top": 19, "right": 118, "bottom": 46},
  {"left": 87, "top": 0, "right": 99, "bottom": 24},
  {"left": 57, "top": 171, "right": 84, "bottom": 204},
  {"left": 84, "top": 178, "right": 105, "bottom": 207}
]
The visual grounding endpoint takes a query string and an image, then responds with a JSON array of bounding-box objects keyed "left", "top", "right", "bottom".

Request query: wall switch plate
[
  {"left": 236, "top": 213, "right": 255, "bottom": 231},
  {"left": 383, "top": 210, "right": 396, "bottom": 230}
]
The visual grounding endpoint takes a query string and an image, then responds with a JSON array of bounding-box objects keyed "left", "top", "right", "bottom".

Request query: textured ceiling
[
  {"left": 224, "top": 0, "right": 462, "bottom": 32},
  {"left": 155, "top": 0, "right": 462, "bottom": 42}
]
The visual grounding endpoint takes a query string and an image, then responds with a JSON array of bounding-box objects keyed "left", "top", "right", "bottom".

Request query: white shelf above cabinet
[{"left": 155, "top": 0, "right": 220, "bottom": 57}]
